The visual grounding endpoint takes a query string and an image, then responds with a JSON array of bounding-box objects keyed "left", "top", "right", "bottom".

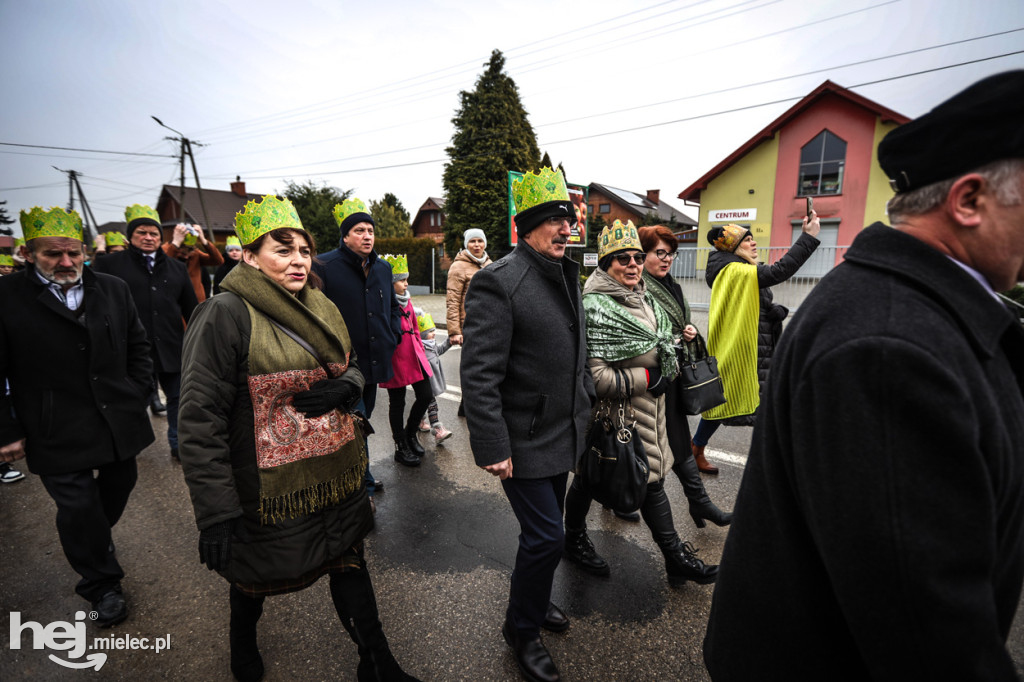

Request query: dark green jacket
[{"left": 178, "top": 291, "right": 371, "bottom": 585}]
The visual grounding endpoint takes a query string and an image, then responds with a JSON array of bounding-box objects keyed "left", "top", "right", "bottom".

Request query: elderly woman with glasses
[
  {"left": 562, "top": 220, "right": 718, "bottom": 587},
  {"left": 637, "top": 225, "right": 732, "bottom": 528}
]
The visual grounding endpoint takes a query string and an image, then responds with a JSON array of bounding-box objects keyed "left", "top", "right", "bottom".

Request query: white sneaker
[
  {"left": 0, "top": 463, "right": 25, "bottom": 484},
  {"left": 418, "top": 418, "right": 430, "bottom": 432},
  {"left": 433, "top": 425, "right": 453, "bottom": 444}
]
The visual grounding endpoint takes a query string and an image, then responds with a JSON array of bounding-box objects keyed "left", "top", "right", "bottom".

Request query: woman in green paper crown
[{"left": 178, "top": 195, "right": 418, "bottom": 682}]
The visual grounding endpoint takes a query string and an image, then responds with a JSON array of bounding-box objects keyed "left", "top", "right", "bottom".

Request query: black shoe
[
  {"left": 372, "top": 479, "right": 384, "bottom": 493},
  {"left": 688, "top": 500, "right": 732, "bottom": 528},
  {"left": 663, "top": 540, "right": 718, "bottom": 586},
  {"left": 92, "top": 589, "right": 128, "bottom": 628},
  {"left": 231, "top": 651, "right": 265, "bottom": 682},
  {"left": 393, "top": 440, "right": 421, "bottom": 468},
  {"left": 150, "top": 398, "right": 167, "bottom": 415},
  {"left": 170, "top": 447, "right": 180, "bottom": 461},
  {"left": 541, "top": 603, "right": 569, "bottom": 633},
  {"left": 502, "top": 620, "right": 560, "bottom": 682},
  {"left": 404, "top": 428, "right": 425, "bottom": 457},
  {"left": 563, "top": 530, "right": 610, "bottom": 576}
]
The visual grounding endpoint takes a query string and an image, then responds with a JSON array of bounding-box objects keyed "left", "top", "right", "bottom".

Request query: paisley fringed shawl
[{"left": 220, "top": 263, "right": 366, "bottom": 524}]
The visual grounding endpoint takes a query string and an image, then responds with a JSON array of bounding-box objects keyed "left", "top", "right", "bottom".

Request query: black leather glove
[
  {"left": 647, "top": 366, "right": 670, "bottom": 397},
  {"left": 198, "top": 518, "right": 239, "bottom": 572},
  {"left": 292, "top": 378, "right": 361, "bottom": 418}
]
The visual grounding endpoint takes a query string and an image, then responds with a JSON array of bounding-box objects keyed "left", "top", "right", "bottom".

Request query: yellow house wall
[
  {"left": 864, "top": 119, "right": 903, "bottom": 227},
  {"left": 696, "top": 135, "right": 779, "bottom": 269}
]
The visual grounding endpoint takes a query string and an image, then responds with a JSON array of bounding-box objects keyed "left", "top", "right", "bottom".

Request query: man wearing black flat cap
[{"left": 704, "top": 70, "right": 1024, "bottom": 680}]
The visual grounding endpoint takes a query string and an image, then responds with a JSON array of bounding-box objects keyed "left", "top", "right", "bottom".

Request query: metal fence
[{"left": 670, "top": 245, "right": 850, "bottom": 311}]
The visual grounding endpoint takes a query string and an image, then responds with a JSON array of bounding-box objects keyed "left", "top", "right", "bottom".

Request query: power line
[
  {"left": 216, "top": 50, "right": 1023, "bottom": 181},
  {"left": 0, "top": 142, "right": 174, "bottom": 158}
]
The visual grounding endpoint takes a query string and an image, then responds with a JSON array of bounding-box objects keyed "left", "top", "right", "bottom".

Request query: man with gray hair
[{"left": 704, "top": 70, "right": 1024, "bottom": 679}]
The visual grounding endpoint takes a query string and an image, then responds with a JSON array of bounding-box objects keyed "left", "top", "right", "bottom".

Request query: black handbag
[
  {"left": 678, "top": 333, "right": 727, "bottom": 415},
  {"left": 580, "top": 395, "right": 650, "bottom": 514}
]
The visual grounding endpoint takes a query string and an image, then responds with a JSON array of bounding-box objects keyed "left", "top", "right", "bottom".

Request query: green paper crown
[
  {"left": 104, "top": 231, "right": 128, "bottom": 247},
  {"left": 417, "top": 312, "right": 435, "bottom": 333},
  {"left": 225, "top": 235, "right": 242, "bottom": 249},
  {"left": 383, "top": 253, "right": 409, "bottom": 275},
  {"left": 20, "top": 206, "right": 84, "bottom": 242},
  {"left": 333, "top": 198, "right": 369, "bottom": 228},
  {"left": 0, "top": 254, "right": 14, "bottom": 267},
  {"left": 598, "top": 219, "right": 642, "bottom": 259},
  {"left": 234, "top": 195, "right": 303, "bottom": 245},
  {"left": 182, "top": 229, "right": 198, "bottom": 247},
  {"left": 13, "top": 237, "right": 25, "bottom": 248},
  {"left": 512, "top": 166, "right": 570, "bottom": 212},
  {"left": 125, "top": 204, "right": 160, "bottom": 225}
]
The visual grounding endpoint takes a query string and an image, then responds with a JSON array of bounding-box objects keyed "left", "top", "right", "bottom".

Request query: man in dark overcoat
[
  {"left": 461, "top": 167, "right": 594, "bottom": 682},
  {"left": 704, "top": 71, "right": 1024, "bottom": 680},
  {"left": 313, "top": 198, "right": 404, "bottom": 488},
  {"left": 92, "top": 204, "right": 197, "bottom": 460},
  {"left": 0, "top": 207, "right": 154, "bottom": 627}
]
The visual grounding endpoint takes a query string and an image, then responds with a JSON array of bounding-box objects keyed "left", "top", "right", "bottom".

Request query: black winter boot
[
  {"left": 672, "top": 452, "right": 732, "bottom": 527},
  {"left": 403, "top": 426, "right": 425, "bottom": 457},
  {"left": 229, "top": 586, "right": 265, "bottom": 682},
  {"left": 330, "top": 563, "right": 421, "bottom": 681},
  {"left": 640, "top": 481, "right": 718, "bottom": 586},
  {"left": 393, "top": 439, "right": 421, "bottom": 467},
  {"left": 563, "top": 529, "right": 610, "bottom": 576}
]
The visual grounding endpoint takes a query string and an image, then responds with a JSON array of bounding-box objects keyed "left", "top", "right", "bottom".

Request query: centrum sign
[
  {"left": 9, "top": 611, "right": 171, "bottom": 671},
  {"left": 709, "top": 208, "right": 757, "bottom": 222}
]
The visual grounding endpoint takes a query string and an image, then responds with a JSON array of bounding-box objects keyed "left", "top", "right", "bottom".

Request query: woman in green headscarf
[
  {"left": 562, "top": 220, "right": 718, "bottom": 588},
  {"left": 178, "top": 196, "right": 418, "bottom": 682}
]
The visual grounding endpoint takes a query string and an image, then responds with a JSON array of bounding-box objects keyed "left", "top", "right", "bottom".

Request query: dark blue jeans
[
  {"left": 692, "top": 417, "right": 722, "bottom": 447},
  {"left": 501, "top": 471, "right": 568, "bottom": 640},
  {"left": 359, "top": 384, "right": 378, "bottom": 495},
  {"left": 39, "top": 457, "right": 138, "bottom": 602}
]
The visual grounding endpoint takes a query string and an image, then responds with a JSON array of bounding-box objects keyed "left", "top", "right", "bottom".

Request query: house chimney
[
  {"left": 230, "top": 175, "right": 246, "bottom": 197},
  {"left": 646, "top": 189, "right": 660, "bottom": 204}
]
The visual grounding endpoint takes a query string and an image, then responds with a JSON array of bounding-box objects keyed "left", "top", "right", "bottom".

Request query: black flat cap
[{"left": 878, "top": 70, "right": 1024, "bottom": 193}]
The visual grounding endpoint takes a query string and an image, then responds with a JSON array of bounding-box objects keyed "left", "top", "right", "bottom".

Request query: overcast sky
[{"left": 2, "top": 0, "right": 1022, "bottom": 238}]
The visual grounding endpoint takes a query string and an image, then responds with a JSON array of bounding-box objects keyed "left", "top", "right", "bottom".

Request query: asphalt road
[{"left": 3, "top": 296, "right": 1022, "bottom": 680}]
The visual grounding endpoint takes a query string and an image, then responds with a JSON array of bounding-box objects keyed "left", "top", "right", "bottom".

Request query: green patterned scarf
[
  {"left": 643, "top": 270, "right": 696, "bottom": 362},
  {"left": 220, "top": 263, "right": 367, "bottom": 524},
  {"left": 583, "top": 277, "right": 678, "bottom": 381}
]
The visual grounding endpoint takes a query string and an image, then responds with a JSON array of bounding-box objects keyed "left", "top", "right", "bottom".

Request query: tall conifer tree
[{"left": 442, "top": 50, "right": 540, "bottom": 257}]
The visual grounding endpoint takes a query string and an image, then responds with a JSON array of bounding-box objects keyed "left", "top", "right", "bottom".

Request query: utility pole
[
  {"left": 52, "top": 167, "right": 98, "bottom": 245},
  {"left": 152, "top": 117, "right": 214, "bottom": 244}
]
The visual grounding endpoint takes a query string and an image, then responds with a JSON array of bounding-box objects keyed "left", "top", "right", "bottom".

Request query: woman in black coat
[{"left": 691, "top": 216, "right": 820, "bottom": 473}]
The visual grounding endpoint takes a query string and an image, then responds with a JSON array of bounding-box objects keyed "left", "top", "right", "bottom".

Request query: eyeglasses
[
  {"left": 612, "top": 252, "right": 646, "bottom": 266},
  {"left": 544, "top": 217, "right": 572, "bottom": 227},
  {"left": 652, "top": 249, "right": 676, "bottom": 262}
]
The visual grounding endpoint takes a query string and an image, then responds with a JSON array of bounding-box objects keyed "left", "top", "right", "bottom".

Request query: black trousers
[
  {"left": 39, "top": 457, "right": 138, "bottom": 602},
  {"left": 501, "top": 471, "right": 568, "bottom": 640},
  {"left": 386, "top": 379, "right": 432, "bottom": 440}
]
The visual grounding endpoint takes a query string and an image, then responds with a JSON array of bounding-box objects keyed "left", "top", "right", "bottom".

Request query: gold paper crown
[
  {"left": 125, "top": 204, "right": 160, "bottom": 225},
  {"left": 182, "top": 228, "right": 198, "bottom": 247},
  {"left": 20, "top": 206, "right": 84, "bottom": 242},
  {"left": 333, "top": 198, "right": 370, "bottom": 228},
  {"left": 511, "top": 167, "right": 570, "bottom": 212},
  {"left": 383, "top": 253, "right": 409, "bottom": 276},
  {"left": 13, "top": 237, "right": 25, "bottom": 248},
  {"left": 598, "top": 219, "right": 642, "bottom": 259},
  {"left": 710, "top": 224, "right": 749, "bottom": 253},
  {"left": 0, "top": 254, "right": 14, "bottom": 267},
  {"left": 225, "top": 235, "right": 242, "bottom": 249},
  {"left": 417, "top": 312, "right": 435, "bottom": 333},
  {"left": 234, "top": 195, "right": 303, "bottom": 245},
  {"left": 104, "top": 231, "right": 128, "bottom": 247}
]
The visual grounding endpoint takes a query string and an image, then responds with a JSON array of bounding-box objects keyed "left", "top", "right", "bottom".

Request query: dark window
[
  {"left": 798, "top": 130, "right": 846, "bottom": 196},
  {"left": 599, "top": 203, "right": 611, "bottom": 214},
  {"left": 588, "top": 204, "right": 595, "bottom": 215}
]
